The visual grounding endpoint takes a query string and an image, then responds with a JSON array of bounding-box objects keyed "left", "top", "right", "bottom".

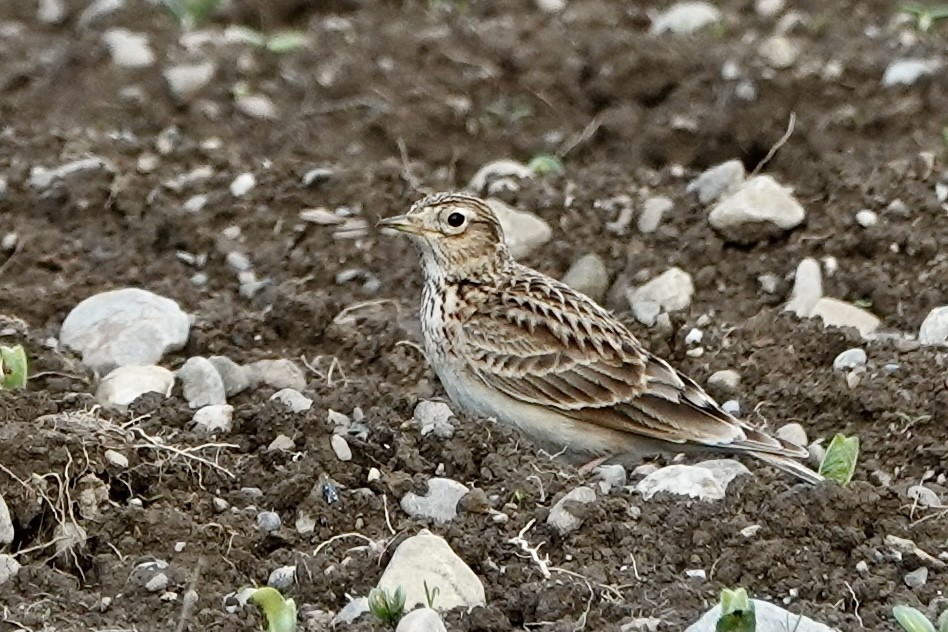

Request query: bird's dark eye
[{"left": 446, "top": 212, "right": 466, "bottom": 228}]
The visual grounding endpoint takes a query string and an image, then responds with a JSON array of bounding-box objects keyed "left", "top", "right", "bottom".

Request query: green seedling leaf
[
  {"left": 227, "top": 25, "right": 268, "bottom": 47},
  {"left": 818, "top": 433, "right": 859, "bottom": 485},
  {"left": 0, "top": 344, "right": 28, "bottom": 389},
  {"left": 368, "top": 586, "right": 407, "bottom": 628},
  {"left": 716, "top": 588, "right": 756, "bottom": 632},
  {"left": 939, "top": 610, "right": 948, "bottom": 632},
  {"left": 893, "top": 605, "right": 936, "bottom": 632},
  {"left": 249, "top": 587, "right": 297, "bottom": 632},
  {"left": 266, "top": 32, "right": 310, "bottom": 53},
  {"left": 528, "top": 154, "right": 565, "bottom": 176}
]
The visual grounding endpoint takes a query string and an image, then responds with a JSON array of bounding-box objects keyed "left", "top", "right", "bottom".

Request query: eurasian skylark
[{"left": 379, "top": 192, "right": 822, "bottom": 484}]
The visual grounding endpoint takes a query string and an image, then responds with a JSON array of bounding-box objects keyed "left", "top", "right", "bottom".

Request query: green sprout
[
  {"left": 423, "top": 580, "right": 439, "bottom": 609},
  {"left": 227, "top": 26, "right": 309, "bottom": 54},
  {"left": 527, "top": 154, "right": 565, "bottom": 176},
  {"left": 900, "top": 3, "right": 948, "bottom": 31},
  {"left": 249, "top": 587, "right": 297, "bottom": 632},
  {"left": 819, "top": 433, "right": 859, "bottom": 485},
  {"left": 0, "top": 344, "right": 28, "bottom": 389},
  {"left": 852, "top": 297, "right": 873, "bottom": 309},
  {"left": 716, "top": 588, "right": 756, "bottom": 632},
  {"left": 368, "top": 586, "right": 406, "bottom": 629},
  {"left": 893, "top": 605, "right": 948, "bottom": 632},
  {"left": 160, "top": 0, "right": 221, "bottom": 29}
]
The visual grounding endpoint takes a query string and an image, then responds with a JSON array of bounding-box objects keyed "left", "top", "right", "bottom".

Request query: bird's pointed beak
[{"left": 377, "top": 214, "right": 423, "bottom": 235}]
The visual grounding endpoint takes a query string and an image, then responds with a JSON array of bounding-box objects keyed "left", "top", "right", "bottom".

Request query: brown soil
[{"left": 1, "top": 0, "right": 946, "bottom": 630}]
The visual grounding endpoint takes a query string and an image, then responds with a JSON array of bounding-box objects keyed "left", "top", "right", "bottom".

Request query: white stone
[
  {"left": 685, "top": 328, "right": 703, "bottom": 345},
  {"left": 632, "top": 300, "right": 661, "bottom": 327},
  {"left": 102, "top": 29, "right": 155, "bottom": 67},
  {"left": 904, "top": 567, "right": 928, "bottom": 588},
  {"left": 208, "top": 356, "right": 252, "bottom": 396},
  {"left": 400, "top": 478, "right": 470, "bottom": 523},
  {"left": 650, "top": 2, "right": 721, "bottom": 35},
  {"left": 907, "top": 485, "right": 941, "bottom": 508},
  {"left": 230, "top": 172, "right": 256, "bottom": 197},
  {"left": 177, "top": 356, "right": 227, "bottom": 408},
  {"left": 331, "top": 435, "right": 352, "bottom": 461},
  {"left": 377, "top": 531, "right": 486, "bottom": 611},
  {"left": 810, "top": 298, "right": 881, "bottom": 339},
  {"left": 638, "top": 196, "right": 673, "bottom": 233},
  {"left": 29, "top": 157, "right": 113, "bottom": 190},
  {"left": 687, "top": 160, "right": 745, "bottom": 204},
  {"left": 332, "top": 597, "right": 369, "bottom": 626},
  {"left": 484, "top": 198, "right": 552, "bottom": 259},
  {"left": 562, "top": 254, "right": 609, "bottom": 303},
  {"left": 236, "top": 94, "right": 278, "bottom": 120},
  {"left": 784, "top": 258, "right": 823, "bottom": 317},
  {"left": 60, "top": 288, "right": 190, "bottom": 374},
  {"left": 855, "top": 209, "right": 878, "bottom": 227},
  {"left": 270, "top": 388, "right": 313, "bottom": 412},
  {"left": 707, "top": 369, "right": 740, "bottom": 392},
  {"left": 776, "top": 422, "right": 808, "bottom": 447},
  {"left": 722, "top": 400, "right": 741, "bottom": 415},
  {"left": 882, "top": 58, "right": 941, "bottom": 87},
  {"left": 755, "top": 0, "right": 785, "bottom": 17},
  {"left": 97, "top": 365, "right": 175, "bottom": 406},
  {"left": 267, "top": 565, "right": 296, "bottom": 589},
  {"left": 78, "top": 0, "right": 124, "bottom": 27},
  {"left": 686, "top": 599, "right": 836, "bottom": 632},
  {"left": 104, "top": 449, "right": 129, "bottom": 468},
  {"left": 192, "top": 405, "right": 234, "bottom": 434},
  {"left": 833, "top": 348, "right": 867, "bottom": 371},
  {"left": 547, "top": 486, "right": 596, "bottom": 534},
  {"left": 758, "top": 35, "right": 800, "bottom": 69},
  {"left": 396, "top": 608, "right": 448, "bottom": 632},
  {"left": 268, "top": 435, "right": 294, "bottom": 452},
  {"left": 636, "top": 460, "right": 749, "bottom": 501},
  {"left": 164, "top": 62, "right": 216, "bottom": 102},
  {"left": 919, "top": 306, "right": 948, "bottom": 346},
  {"left": 38, "top": 0, "right": 67, "bottom": 24},
  {"left": 246, "top": 359, "right": 307, "bottom": 391},
  {"left": 535, "top": 0, "right": 566, "bottom": 12},
  {"left": 467, "top": 160, "right": 533, "bottom": 195},
  {"left": 0, "top": 494, "right": 12, "bottom": 544},
  {"left": 709, "top": 175, "right": 806, "bottom": 240},
  {"left": 594, "top": 464, "right": 627, "bottom": 494},
  {"left": 628, "top": 267, "right": 694, "bottom": 313},
  {"left": 0, "top": 555, "right": 21, "bottom": 586}
]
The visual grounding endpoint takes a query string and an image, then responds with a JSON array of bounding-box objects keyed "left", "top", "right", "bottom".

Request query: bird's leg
[{"left": 577, "top": 455, "right": 610, "bottom": 476}]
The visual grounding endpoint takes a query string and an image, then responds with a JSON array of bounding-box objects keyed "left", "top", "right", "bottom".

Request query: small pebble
[
  {"left": 638, "top": 196, "right": 673, "bottom": 233},
  {"left": 256, "top": 511, "right": 282, "bottom": 532},
  {"left": 547, "top": 486, "right": 596, "bottom": 534},
  {"left": 302, "top": 167, "right": 334, "bottom": 187},
  {"left": 230, "top": 173, "right": 256, "bottom": 197},
  {"left": 707, "top": 370, "right": 741, "bottom": 392},
  {"left": 855, "top": 209, "right": 878, "bottom": 228},
  {"left": 212, "top": 497, "right": 229, "bottom": 513},
  {"left": 776, "top": 423, "right": 808, "bottom": 447},
  {"left": 270, "top": 388, "right": 313, "bottom": 413},
  {"left": 331, "top": 435, "right": 352, "bottom": 461},
  {"left": 904, "top": 567, "right": 928, "bottom": 588},
  {"left": 833, "top": 348, "right": 867, "bottom": 371},
  {"left": 267, "top": 565, "right": 296, "bottom": 589},
  {"left": 855, "top": 560, "right": 869, "bottom": 573},
  {"left": 722, "top": 400, "right": 741, "bottom": 415}
]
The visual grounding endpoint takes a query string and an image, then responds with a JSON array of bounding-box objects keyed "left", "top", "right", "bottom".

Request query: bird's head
[{"left": 377, "top": 193, "right": 510, "bottom": 281}]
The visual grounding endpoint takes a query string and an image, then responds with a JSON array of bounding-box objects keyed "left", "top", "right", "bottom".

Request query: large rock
[
  {"left": 709, "top": 175, "right": 806, "bottom": 242},
  {"left": 377, "top": 531, "right": 485, "bottom": 611},
  {"left": 60, "top": 288, "right": 190, "bottom": 374}
]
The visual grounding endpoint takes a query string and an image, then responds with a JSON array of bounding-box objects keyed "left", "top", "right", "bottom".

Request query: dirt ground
[{"left": 1, "top": 0, "right": 947, "bottom": 630}]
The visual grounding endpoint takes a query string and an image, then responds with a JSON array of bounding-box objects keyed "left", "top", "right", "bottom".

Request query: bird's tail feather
[{"left": 752, "top": 452, "right": 824, "bottom": 485}]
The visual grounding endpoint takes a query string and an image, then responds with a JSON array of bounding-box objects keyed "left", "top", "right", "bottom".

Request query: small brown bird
[{"left": 379, "top": 192, "right": 822, "bottom": 484}]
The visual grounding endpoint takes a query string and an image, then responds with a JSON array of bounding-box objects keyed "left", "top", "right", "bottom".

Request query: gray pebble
[
  {"left": 177, "top": 357, "right": 227, "bottom": 408},
  {"left": 904, "top": 567, "right": 928, "bottom": 588},
  {"left": 267, "top": 565, "right": 296, "bottom": 589},
  {"left": 562, "top": 253, "right": 609, "bottom": 303},
  {"left": 256, "top": 511, "right": 282, "bottom": 532},
  {"left": 96, "top": 365, "right": 175, "bottom": 407},
  {"left": 855, "top": 209, "right": 878, "bottom": 228},
  {"left": 164, "top": 62, "right": 215, "bottom": 102},
  {"left": 0, "top": 554, "right": 20, "bottom": 586},
  {"left": 208, "top": 356, "right": 252, "bottom": 397},
  {"left": 396, "top": 608, "right": 448, "bottom": 632},
  {"left": 270, "top": 388, "right": 313, "bottom": 413},
  {"left": 246, "top": 359, "right": 307, "bottom": 391},
  {"left": 776, "top": 422, "right": 808, "bottom": 447},
  {"left": 413, "top": 400, "right": 456, "bottom": 439},
  {"left": 192, "top": 405, "right": 234, "bottom": 434},
  {"left": 833, "top": 348, "right": 867, "bottom": 371},
  {"left": 547, "top": 486, "right": 596, "bottom": 534},
  {"left": 919, "top": 306, "right": 948, "bottom": 346},
  {"left": 331, "top": 435, "right": 352, "bottom": 461},
  {"left": 707, "top": 369, "right": 741, "bottom": 392},
  {"left": 594, "top": 464, "right": 627, "bottom": 494},
  {"left": 212, "top": 497, "right": 230, "bottom": 513},
  {"left": 722, "top": 400, "right": 741, "bottom": 415},
  {"left": 638, "top": 196, "right": 673, "bottom": 233},
  {"left": 400, "top": 477, "right": 469, "bottom": 523},
  {"left": 687, "top": 160, "right": 745, "bottom": 204}
]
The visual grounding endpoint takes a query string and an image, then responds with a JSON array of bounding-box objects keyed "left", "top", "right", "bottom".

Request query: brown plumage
[{"left": 378, "top": 192, "right": 822, "bottom": 484}]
